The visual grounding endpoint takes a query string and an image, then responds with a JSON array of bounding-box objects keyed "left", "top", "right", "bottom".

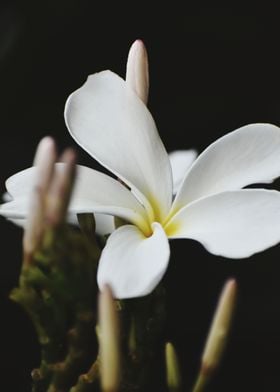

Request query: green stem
[{"left": 69, "top": 359, "right": 100, "bottom": 392}]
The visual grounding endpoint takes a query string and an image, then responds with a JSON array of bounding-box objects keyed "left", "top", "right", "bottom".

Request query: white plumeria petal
[
  {"left": 0, "top": 198, "right": 29, "bottom": 218},
  {"left": 3, "top": 190, "right": 113, "bottom": 235},
  {"left": 169, "top": 149, "right": 197, "bottom": 194},
  {"left": 1, "top": 164, "right": 150, "bottom": 234},
  {"left": 8, "top": 218, "right": 26, "bottom": 227},
  {"left": 3, "top": 214, "right": 80, "bottom": 229},
  {"left": 2, "top": 192, "right": 12, "bottom": 202},
  {"left": 97, "top": 222, "right": 170, "bottom": 299},
  {"left": 165, "top": 189, "right": 280, "bottom": 258},
  {"left": 65, "top": 70, "right": 173, "bottom": 221},
  {"left": 172, "top": 124, "right": 280, "bottom": 213},
  {"left": 94, "top": 214, "right": 115, "bottom": 236}
]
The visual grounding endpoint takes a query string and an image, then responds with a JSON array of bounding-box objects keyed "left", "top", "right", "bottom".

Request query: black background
[{"left": 0, "top": 2, "right": 280, "bottom": 391}]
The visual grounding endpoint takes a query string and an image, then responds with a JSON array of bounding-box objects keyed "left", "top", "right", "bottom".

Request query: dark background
[{"left": 0, "top": 2, "right": 280, "bottom": 391}]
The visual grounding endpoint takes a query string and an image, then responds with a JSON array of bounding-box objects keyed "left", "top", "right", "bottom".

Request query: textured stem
[
  {"left": 119, "top": 284, "right": 167, "bottom": 391},
  {"left": 11, "top": 224, "right": 100, "bottom": 392},
  {"left": 69, "top": 359, "right": 99, "bottom": 392}
]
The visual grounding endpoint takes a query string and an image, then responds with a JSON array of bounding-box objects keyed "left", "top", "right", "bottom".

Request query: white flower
[
  {"left": 2, "top": 69, "right": 280, "bottom": 299},
  {"left": 2, "top": 40, "right": 280, "bottom": 299},
  {"left": 2, "top": 41, "right": 196, "bottom": 239}
]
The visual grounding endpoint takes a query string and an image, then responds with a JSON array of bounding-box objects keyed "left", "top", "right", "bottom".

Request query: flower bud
[
  {"left": 98, "top": 285, "right": 121, "bottom": 392},
  {"left": 193, "top": 279, "right": 237, "bottom": 392},
  {"left": 23, "top": 137, "right": 56, "bottom": 261},
  {"left": 165, "top": 342, "right": 181, "bottom": 391},
  {"left": 126, "top": 39, "right": 149, "bottom": 104},
  {"left": 45, "top": 148, "right": 76, "bottom": 226}
]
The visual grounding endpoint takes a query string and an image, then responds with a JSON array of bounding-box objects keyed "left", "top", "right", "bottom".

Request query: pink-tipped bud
[
  {"left": 23, "top": 137, "right": 57, "bottom": 261},
  {"left": 126, "top": 40, "right": 149, "bottom": 104}
]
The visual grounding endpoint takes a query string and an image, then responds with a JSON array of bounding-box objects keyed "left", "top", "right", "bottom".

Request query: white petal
[
  {"left": 2, "top": 192, "right": 12, "bottom": 202},
  {"left": 169, "top": 149, "right": 197, "bottom": 194},
  {"left": 94, "top": 214, "right": 115, "bottom": 236},
  {"left": 8, "top": 218, "right": 25, "bottom": 228},
  {"left": 97, "top": 222, "right": 170, "bottom": 299},
  {"left": 166, "top": 189, "right": 280, "bottom": 258},
  {"left": 3, "top": 215, "right": 78, "bottom": 228},
  {"left": 0, "top": 198, "right": 29, "bottom": 218},
  {"left": 65, "top": 71, "right": 172, "bottom": 221},
  {"left": 3, "top": 214, "right": 112, "bottom": 235},
  {"left": 1, "top": 164, "right": 150, "bottom": 234},
  {"left": 172, "top": 124, "right": 280, "bottom": 212},
  {"left": 6, "top": 169, "right": 35, "bottom": 199}
]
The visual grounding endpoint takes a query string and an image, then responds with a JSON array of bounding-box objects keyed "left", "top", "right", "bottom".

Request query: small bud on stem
[
  {"left": 23, "top": 137, "right": 56, "bottom": 262},
  {"left": 23, "top": 137, "right": 76, "bottom": 264},
  {"left": 98, "top": 285, "right": 121, "bottom": 392},
  {"left": 165, "top": 342, "right": 182, "bottom": 391},
  {"left": 45, "top": 148, "right": 76, "bottom": 226},
  {"left": 192, "top": 279, "right": 237, "bottom": 392}
]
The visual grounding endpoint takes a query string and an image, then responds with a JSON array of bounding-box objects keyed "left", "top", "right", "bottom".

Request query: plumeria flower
[
  {"left": 1, "top": 41, "right": 196, "bottom": 238},
  {"left": 64, "top": 74, "right": 280, "bottom": 298},
  {"left": 2, "top": 43, "right": 280, "bottom": 299}
]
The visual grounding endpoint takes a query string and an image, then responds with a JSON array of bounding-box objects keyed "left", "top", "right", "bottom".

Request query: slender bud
[
  {"left": 192, "top": 279, "right": 237, "bottom": 392},
  {"left": 165, "top": 342, "right": 182, "bottom": 391},
  {"left": 23, "top": 137, "right": 56, "bottom": 261},
  {"left": 45, "top": 148, "right": 76, "bottom": 226},
  {"left": 98, "top": 285, "right": 121, "bottom": 392},
  {"left": 126, "top": 39, "right": 149, "bottom": 104}
]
